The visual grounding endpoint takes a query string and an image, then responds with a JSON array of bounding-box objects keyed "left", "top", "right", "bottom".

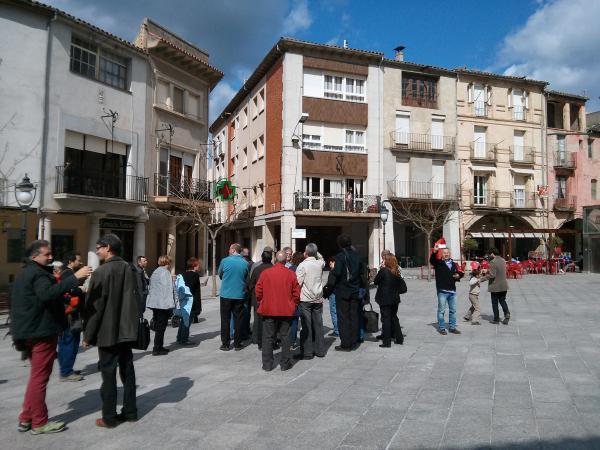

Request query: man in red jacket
[{"left": 256, "top": 250, "right": 301, "bottom": 372}]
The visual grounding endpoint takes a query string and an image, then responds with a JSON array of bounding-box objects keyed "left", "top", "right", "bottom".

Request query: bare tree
[
  {"left": 390, "top": 198, "right": 458, "bottom": 280},
  {"left": 152, "top": 177, "right": 248, "bottom": 297}
]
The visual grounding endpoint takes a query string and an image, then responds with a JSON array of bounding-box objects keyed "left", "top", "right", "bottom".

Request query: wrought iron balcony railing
[
  {"left": 510, "top": 146, "right": 535, "bottom": 164},
  {"left": 387, "top": 180, "right": 458, "bottom": 201},
  {"left": 470, "top": 142, "right": 497, "bottom": 161},
  {"left": 553, "top": 151, "right": 576, "bottom": 169},
  {"left": 510, "top": 192, "right": 536, "bottom": 209},
  {"left": 153, "top": 174, "right": 211, "bottom": 201},
  {"left": 55, "top": 166, "right": 148, "bottom": 202},
  {"left": 294, "top": 192, "right": 380, "bottom": 214},
  {"left": 389, "top": 132, "right": 455, "bottom": 153},
  {"left": 553, "top": 195, "right": 576, "bottom": 211},
  {"left": 469, "top": 190, "right": 497, "bottom": 208}
]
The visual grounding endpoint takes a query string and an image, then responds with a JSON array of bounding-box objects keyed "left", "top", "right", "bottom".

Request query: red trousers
[{"left": 19, "top": 336, "right": 57, "bottom": 428}]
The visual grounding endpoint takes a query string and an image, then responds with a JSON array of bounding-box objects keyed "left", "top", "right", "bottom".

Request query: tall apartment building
[
  {"left": 210, "top": 38, "right": 385, "bottom": 266},
  {"left": 135, "top": 19, "right": 222, "bottom": 271},
  {"left": 456, "top": 69, "right": 548, "bottom": 259},
  {"left": 382, "top": 50, "right": 460, "bottom": 263}
]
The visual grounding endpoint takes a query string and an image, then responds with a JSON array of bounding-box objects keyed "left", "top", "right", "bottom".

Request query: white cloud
[
  {"left": 209, "top": 82, "right": 237, "bottom": 125},
  {"left": 496, "top": 0, "right": 600, "bottom": 110},
  {"left": 282, "top": 0, "right": 313, "bottom": 35}
]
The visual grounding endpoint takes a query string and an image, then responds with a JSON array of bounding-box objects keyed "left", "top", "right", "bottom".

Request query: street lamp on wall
[{"left": 14, "top": 174, "right": 37, "bottom": 257}]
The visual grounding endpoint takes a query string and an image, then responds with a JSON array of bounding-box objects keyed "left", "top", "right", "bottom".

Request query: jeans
[
  {"left": 299, "top": 302, "right": 325, "bottom": 356},
  {"left": 97, "top": 343, "right": 137, "bottom": 426},
  {"left": 357, "top": 301, "right": 365, "bottom": 341},
  {"left": 380, "top": 303, "right": 403, "bottom": 345},
  {"left": 19, "top": 336, "right": 57, "bottom": 428},
  {"left": 177, "top": 319, "right": 190, "bottom": 343},
  {"left": 151, "top": 308, "right": 170, "bottom": 351},
  {"left": 328, "top": 294, "right": 339, "bottom": 335},
  {"left": 57, "top": 327, "right": 80, "bottom": 377},
  {"left": 289, "top": 306, "right": 300, "bottom": 345},
  {"left": 491, "top": 291, "right": 510, "bottom": 320},
  {"left": 221, "top": 298, "right": 245, "bottom": 346},
  {"left": 262, "top": 316, "right": 292, "bottom": 368},
  {"left": 336, "top": 295, "right": 360, "bottom": 349},
  {"left": 437, "top": 291, "right": 457, "bottom": 331}
]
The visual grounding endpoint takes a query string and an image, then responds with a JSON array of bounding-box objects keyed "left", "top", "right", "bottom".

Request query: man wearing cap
[{"left": 247, "top": 247, "right": 273, "bottom": 348}]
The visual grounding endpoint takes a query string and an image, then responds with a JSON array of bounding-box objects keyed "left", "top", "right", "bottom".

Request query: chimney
[
  {"left": 394, "top": 45, "right": 405, "bottom": 62},
  {"left": 343, "top": 39, "right": 349, "bottom": 49}
]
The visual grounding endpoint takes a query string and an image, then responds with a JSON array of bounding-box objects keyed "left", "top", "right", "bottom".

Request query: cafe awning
[{"left": 470, "top": 232, "right": 545, "bottom": 239}]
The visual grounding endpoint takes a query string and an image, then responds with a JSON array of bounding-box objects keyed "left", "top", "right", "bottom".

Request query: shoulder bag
[{"left": 363, "top": 302, "right": 380, "bottom": 334}]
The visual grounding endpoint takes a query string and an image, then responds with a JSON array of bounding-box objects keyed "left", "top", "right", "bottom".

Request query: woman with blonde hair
[
  {"left": 146, "top": 255, "right": 175, "bottom": 356},
  {"left": 373, "top": 254, "right": 405, "bottom": 348}
]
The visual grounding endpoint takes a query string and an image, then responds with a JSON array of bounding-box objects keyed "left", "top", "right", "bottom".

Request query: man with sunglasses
[{"left": 11, "top": 240, "right": 91, "bottom": 435}]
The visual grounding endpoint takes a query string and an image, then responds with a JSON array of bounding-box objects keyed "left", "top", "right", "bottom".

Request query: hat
[{"left": 263, "top": 246, "right": 274, "bottom": 253}]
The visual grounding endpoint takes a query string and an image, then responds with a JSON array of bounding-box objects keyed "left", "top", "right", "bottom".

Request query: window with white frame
[
  {"left": 324, "top": 75, "right": 344, "bottom": 99},
  {"left": 242, "top": 147, "right": 248, "bottom": 167},
  {"left": 258, "top": 135, "right": 265, "bottom": 158},
  {"left": 70, "top": 36, "right": 128, "bottom": 90},
  {"left": 345, "top": 130, "right": 365, "bottom": 152},
  {"left": 252, "top": 97, "right": 258, "bottom": 119},
  {"left": 302, "top": 133, "right": 322, "bottom": 149},
  {"left": 259, "top": 89, "right": 265, "bottom": 113},
  {"left": 243, "top": 107, "right": 248, "bottom": 128},
  {"left": 252, "top": 140, "right": 258, "bottom": 162},
  {"left": 473, "top": 175, "right": 488, "bottom": 205},
  {"left": 345, "top": 78, "right": 365, "bottom": 102}
]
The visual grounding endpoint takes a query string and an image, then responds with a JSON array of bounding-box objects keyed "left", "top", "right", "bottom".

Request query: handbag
[
  {"left": 398, "top": 276, "right": 408, "bottom": 295},
  {"left": 133, "top": 317, "right": 150, "bottom": 351},
  {"left": 363, "top": 302, "right": 379, "bottom": 334}
]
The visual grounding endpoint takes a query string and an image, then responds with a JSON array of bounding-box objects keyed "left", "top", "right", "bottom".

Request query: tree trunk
[{"left": 425, "top": 231, "right": 433, "bottom": 281}]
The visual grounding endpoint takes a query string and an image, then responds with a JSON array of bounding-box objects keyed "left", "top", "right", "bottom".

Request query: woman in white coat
[{"left": 146, "top": 255, "right": 175, "bottom": 356}]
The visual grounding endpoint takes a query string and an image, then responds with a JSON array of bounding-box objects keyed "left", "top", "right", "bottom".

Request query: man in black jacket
[
  {"left": 83, "top": 233, "right": 139, "bottom": 428},
  {"left": 133, "top": 256, "right": 149, "bottom": 315},
  {"left": 330, "top": 235, "right": 367, "bottom": 351},
  {"left": 11, "top": 240, "right": 91, "bottom": 435},
  {"left": 247, "top": 248, "right": 274, "bottom": 349},
  {"left": 429, "top": 244, "right": 464, "bottom": 335}
]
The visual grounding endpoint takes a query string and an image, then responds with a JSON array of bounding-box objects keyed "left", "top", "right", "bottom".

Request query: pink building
[{"left": 547, "top": 91, "right": 600, "bottom": 255}]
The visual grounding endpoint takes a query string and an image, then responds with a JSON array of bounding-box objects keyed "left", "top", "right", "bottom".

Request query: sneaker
[
  {"left": 95, "top": 418, "right": 118, "bottom": 428},
  {"left": 449, "top": 329, "right": 461, "bottom": 335},
  {"left": 152, "top": 349, "right": 169, "bottom": 356},
  {"left": 280, "top": 361, "right": 293, "bottom": 371},
  {"left": 30, "top": 421, "right": 65, "bottom": 435},
  {"left": 60, "top": 373, "right": 84, "bottom": 382},
  {"left": 438, "top": 329, "right": 448, "bottom": 335},
  {"left": 502, "top": 316, "right": 510, "bottom": 325},
  {"left": 489, "top": 319, "right": 500, "bottom": 324},
  {"left": 379, "top": 343, "right": 391, "bottom": 348},
  {"left": 178, "top": 340, "right": 195, "bottom": 346},
  {"left": 116, "top": 413, "right": 138, "bottom": 423},
  {"left": 334, "top": 345, "right": 352, "bottom": 352},
  {"left": 463, "top": 316, "right": 471, "bottom": 322},
  {"left": 219, "top": 344, "right": 231, "bottom": 351},
  {"left": 18, "top": 421, "right": 31, "bottom": 432}
]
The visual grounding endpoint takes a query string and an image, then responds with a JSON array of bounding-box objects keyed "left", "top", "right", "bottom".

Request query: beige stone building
[
  {"left": 381, "top": 50, "right": 460, "bottom": 264},
  {"left": 456, "top": 70, "right": 548, "bottom": 259},
  {"left": 135, "top": 19, "right": 222, "bottom": 271}
]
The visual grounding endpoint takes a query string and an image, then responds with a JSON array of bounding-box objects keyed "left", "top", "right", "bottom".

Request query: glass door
[{"left": 474, "top": 175, "right": 487, "bottom": 205}]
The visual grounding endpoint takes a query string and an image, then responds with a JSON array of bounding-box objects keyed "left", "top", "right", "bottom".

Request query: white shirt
[{"left": 296, "top": 255, "right": 325, "bottom": 303}]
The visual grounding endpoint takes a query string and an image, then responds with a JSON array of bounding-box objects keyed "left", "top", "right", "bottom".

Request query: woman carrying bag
[
  {"left": 373, "top": 254, "right": 406, "bottom": 348},
  {"left": 146, "top": 255, "right": 175, "bottom": 356}
]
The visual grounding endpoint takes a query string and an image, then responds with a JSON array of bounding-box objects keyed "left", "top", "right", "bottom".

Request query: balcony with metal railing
[
  {"left": 470, "top": 142, "right": 497, "bottom": 162},
  {"left": 294, "top": 192, "right": 381, "bottom": 215},
  {"left": 469, "top": 190, "right": 497, "bottom": 208},
  {"left": 553, "top": 151, "right": 577, "bottom": 170},
  {"left": 387, "top": 180, "right": 458, "bottom": 201},
  {"left": 510, "top": 191, "right": 536, "bottom": 209},
  {"left": 152, "top": 174, "right": 212, "bottom": 203},
  {"left": 389, "top": 132, "right": 455, "bottom": 154},
  {"left": 473, "top": 101, "right": 488, "bottom": 117},
  {"left": 55, "top": 166, "right": 148, "bottom": 203},
  {"left": 553, "top": 195, "right": 577, "bottom": 211},
  {"left": 509, "top": 146, "right": 535, "bottom": 165},
  {"left": 512, "top": 106, "right": 526, "bottom": 121}
]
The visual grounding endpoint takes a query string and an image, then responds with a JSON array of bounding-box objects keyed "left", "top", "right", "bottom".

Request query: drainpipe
[
  {"left": 37, "top": 11, "right": 57, "bottom": 239},
  {"left": 541, "top": 91, "right": 548, "bottom": 257}
]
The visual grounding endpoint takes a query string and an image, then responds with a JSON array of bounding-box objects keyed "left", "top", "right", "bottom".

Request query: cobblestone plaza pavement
[{"left": 1, "top": 274, "right": 600, "bottom": 449}]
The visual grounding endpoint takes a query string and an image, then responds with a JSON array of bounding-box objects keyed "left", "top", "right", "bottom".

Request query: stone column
[
  {"left": 563, "top": 103, "right": 571, "bottom": 131},
  {"left": 166, "top": 216, "right": 177, "bottom": 260},
  {"left": 280, "top": 213, "right": 296, "bottom": 251},
  {"left": 87, "top": 214, "right": 102, "bottom": 269},
  {"left": 368, "top": 220, "right": 380, "bottom": 269},
  {"left": 133, "top": 216, "right": 147, "bottom": 261},
  {"left": 443, "top": 210, "right": 461, "bottom": 261}
]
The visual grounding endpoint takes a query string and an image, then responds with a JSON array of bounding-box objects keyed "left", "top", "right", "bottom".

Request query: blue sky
[{"left": 45, "top": 0, "right": 600, "bottom": 121}]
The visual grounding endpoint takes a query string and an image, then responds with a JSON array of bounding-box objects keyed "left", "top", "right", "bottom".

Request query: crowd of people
[{"left": 9, "top": 231, "right": 513, "bottom": 436}]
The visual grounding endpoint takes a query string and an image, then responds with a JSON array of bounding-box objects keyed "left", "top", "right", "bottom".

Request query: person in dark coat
[
  {"left": 247, "top": 249, "right": 273, "bottom": 349},
  {"left": 330, "top": 235, "right": 367, "bottom": 351},
  {"left": 11, "top": 240, "right": 91, "bottom": 435},
  {"left": 182, "top": 257, "right": 202, "bottom": 323},
  {"left": 83, "top": 234, "right": 139, "bottom": 429},
  {"left": 133, "top": 256, "right": 149, "bottom": 315},
  {"left": 481, "top": 247, "right": 510, "bottom": 325},
  {"left": 373, "top": 254, "right": 404, "bottom": 348}
]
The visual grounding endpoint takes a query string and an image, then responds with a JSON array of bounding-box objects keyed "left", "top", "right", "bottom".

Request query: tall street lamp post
[
  {"left": 380, "top": 204, "right": 389, "bottom": 253},
  {"left": 14, "top": 174, "right": 37, "bottom": 257}
]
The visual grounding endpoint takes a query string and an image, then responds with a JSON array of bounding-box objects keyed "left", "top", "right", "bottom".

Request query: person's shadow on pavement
[{"left": 53, "top": 376, "right": 194, "bottom": 425}]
